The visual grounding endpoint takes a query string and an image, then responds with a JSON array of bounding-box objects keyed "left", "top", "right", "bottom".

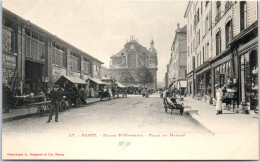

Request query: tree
[
  {"left": 120, "top": 70, "right": 135, "bottom": 86},
  {"left": 136, "top": 66, "right": 154, "bottom": 87}
]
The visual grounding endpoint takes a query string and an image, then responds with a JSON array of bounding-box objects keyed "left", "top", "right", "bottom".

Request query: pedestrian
[
  {"left": 138, "top": 87, "right": 142, "bottom": 95},
  {"left": 46, "top": 85, "right": 63, "bottom": 123},
  {"left": 163, "top": 89, "right": 168, "bottom": 103},
  {"left": 215, "top": 84, "right": 223, "bottom": 115},
  {"left": 79, "top": 86, "right": 87, "bottom": 104},
  {"left": 111, "top": 86, "right": 116, "bottom": 97},
  {"left": 141, "top": 88, "right": 146, "bottom": 97}
]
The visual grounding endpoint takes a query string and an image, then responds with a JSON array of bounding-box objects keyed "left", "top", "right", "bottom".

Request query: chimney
[{"left": 177, "top": 23, "right": 180, "bottom": 30}]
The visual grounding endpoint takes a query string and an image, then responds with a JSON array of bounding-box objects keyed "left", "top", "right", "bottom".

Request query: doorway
[{"left": 25, "top": 60, "right": 44, "bottom": 94}]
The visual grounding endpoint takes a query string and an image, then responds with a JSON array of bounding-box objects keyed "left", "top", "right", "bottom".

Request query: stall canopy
[
  {"left": 55, "top": 75, "right": 87, "bottom": 85},
  {"left": 177, "top": 81, "right": 187, "bottom": 89},
  {"left": 116, "top": 82, "right": 126, "bottom": 88},
  {"left": 88, "top": 78, "right": 106, "bottom": 85}
]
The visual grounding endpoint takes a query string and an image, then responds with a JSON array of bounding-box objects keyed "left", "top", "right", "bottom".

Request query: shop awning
[
  {"left": 178, "top": 81, "right": 187, "bottom": 88},
  {"left": 55, "top": 75, "right": 87, "bottom": 85},
  {"left": 88, "top": 78, "right": 106, "bottom": 85},
  {"left": 116, "top": 82, "right": 126, "bottom": 88}
]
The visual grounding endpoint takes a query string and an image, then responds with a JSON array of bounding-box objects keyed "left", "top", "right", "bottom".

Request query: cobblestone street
[
  {"left": 2, "top": 95, "right": 258, "bottom": 160},
  {"left": 2, "top": 94, "right": 208, "bottom": 134}
]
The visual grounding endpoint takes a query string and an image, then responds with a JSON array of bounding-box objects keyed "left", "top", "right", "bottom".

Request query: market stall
[
  {"left": 115, "top": 82, "right": 127, "bottom": 97},
  {"left": 55, "top": 75, "right": 87, "bottom": 109},
  {"left": 86, "top": 78, "right": 107, "bottom": 97}
]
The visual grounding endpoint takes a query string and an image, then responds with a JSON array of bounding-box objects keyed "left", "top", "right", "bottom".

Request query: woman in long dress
[{"left": 215, "top": 84, "right": 223, "bottom": 115}]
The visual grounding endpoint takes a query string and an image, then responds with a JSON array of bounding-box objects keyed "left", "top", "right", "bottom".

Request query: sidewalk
[
  {"left": 2, "top": 97, "right": 119, "bottom": 122},
  {"left": 183, "top": 96, "right": 259, "bottom": 134}
]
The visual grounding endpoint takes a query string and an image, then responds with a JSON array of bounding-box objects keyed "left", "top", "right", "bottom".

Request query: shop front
[
  {"left": 229, "top": 21, "right": 258, "bottom": 112},
  {"left": 187, "top": 72, "right": 194, "bottom": 97},
  {"left": 177, "top": 80, "right": 187, "bottom": 96},
  {"left": 211, "top": 52, "right": 233, "bottom": 98},
  {"left": 24, "top": 31, "right": 46, "bottom": 94},
  {"left": 194, "top": 63, "right": 211, "bottom": 98},
  {"left": 239, "top": 49, "right": 258, "bottom": 110}
]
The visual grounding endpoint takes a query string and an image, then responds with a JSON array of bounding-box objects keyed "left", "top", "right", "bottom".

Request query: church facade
[{"left": 109, "top": 38, "right": 158, "bottom": 90}]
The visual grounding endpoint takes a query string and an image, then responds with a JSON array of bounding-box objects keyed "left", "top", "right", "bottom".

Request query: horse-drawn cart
[
  {"left": 163, "top": 97, "right": 184, "bottom": 115},
  {"left": 55, "top": 75, "right": 87, "bottom": 111}
]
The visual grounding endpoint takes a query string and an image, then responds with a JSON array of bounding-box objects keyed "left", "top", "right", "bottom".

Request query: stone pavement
[
  {"left": 183, "top": 96, "right": 259, "bottom": 134},
  {"left": 2, "top": 97, "right": 120, "bottom": 122}
]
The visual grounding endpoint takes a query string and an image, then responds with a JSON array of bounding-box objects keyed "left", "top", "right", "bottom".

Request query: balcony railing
[
  {"left": 225, "top": 1, "right": 232, "bottom": 13},
  {"left": 52, "top": 47, "right": 65, "bottom": 67},
  {"left": 25, "top": 35, "right": 45, "bottom": 63}
]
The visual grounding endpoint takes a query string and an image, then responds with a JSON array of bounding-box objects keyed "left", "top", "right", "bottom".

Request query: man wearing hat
[
  {"left": 47, "top": 84, "right": 63, "bottom": 123},
  {"left": 215, "top": 84, "right": 223, "bottom": 115}
]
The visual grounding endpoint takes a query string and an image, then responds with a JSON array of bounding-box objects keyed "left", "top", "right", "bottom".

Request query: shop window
[
  {"left": 206, "top": 1, "right": 209, "bottom": 7},
  {"left": 225, "top": 20, "right": 232, "bottom": 48},
  {"left": 206, "top": 42, "right": 210, "bottom": 59},
  {"left": 205, "top": 15, "right": 209, "bottom": 35},
  {"left": 240, "top": 1, "right": 247, "bottom": 31},
  {"left": 203, "top": 46, "right": 205, "bottom": 63},
  {"left": 240, "top": 51, "right": 258, "bottom": 110},
  {"left": 216, "top": 30, "right": 221, "bottom": 55}
]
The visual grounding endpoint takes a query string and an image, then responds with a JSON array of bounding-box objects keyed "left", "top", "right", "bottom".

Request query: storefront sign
[
  {"left": 82, "top": 74, "right": 89, "bottom": 80},
  {"left": 2, "top": 53, "right": 16, "bottom": 69},
  {"left": 2, "top": 68, "right": 15, "bottom": 84},
  {"left": 71, "top": 71, "right": 80, "bottom": 78},
  {"left": 52, "top": 66, "right": 67, "bottom": 82}
]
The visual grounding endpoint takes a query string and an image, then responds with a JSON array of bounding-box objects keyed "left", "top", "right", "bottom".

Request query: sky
[{"left": 2, "top": 0, "right": 188, "bottom": 82}]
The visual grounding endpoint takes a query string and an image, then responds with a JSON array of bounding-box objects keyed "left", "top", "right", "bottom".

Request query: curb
[
  {"left": 2, "top": 97, "right": 121, "bottom": 123},
  {"left": 184, "top": 110, "right": 215, "bottom": 135}
]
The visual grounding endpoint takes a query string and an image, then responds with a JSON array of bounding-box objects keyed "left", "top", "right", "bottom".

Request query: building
[
  {"left": 109, "top": 37, "right": 158, "bottom": 89},
  {"left": 229, "top": 1, "right": 258, "bottom": 110},
  {"left": 167, "top": 24, "right": 187, "bottom": 95},
  {"left": 184, "top": 1, "right": 214, "bottom": 97},
  {"left": 2, "top": 8, "right": 103, "bottom": 96},
  {"left": 184, "top": 1, "right": 258, "bottom": 110}
]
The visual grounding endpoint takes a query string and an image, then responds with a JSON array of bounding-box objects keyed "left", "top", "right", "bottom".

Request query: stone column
[
  {"left": 47, "top": 39, "right": 53, "bottom": 86},
  {"left": 66, "top": 48, "right": 71, "bottom": 76},
  {"left": 17, "top": 24, "right": 25, "bottom": 94}
]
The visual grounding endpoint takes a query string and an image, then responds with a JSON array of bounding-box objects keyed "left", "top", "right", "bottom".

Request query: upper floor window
[
  {"left": 225, "top": 1, "right": 232, "bottom": 13},
  {"left": 201, "top": 2, "right": 203, "bottom": 15},
  {"left": 225, "top": 20, "right": 232, "bottom": 48},
  {"left": 205, "top": 15, "right": 209, "bottom": 36},
  {"left": 206, "top": 42, "right": 210, "bottom": 59},
  {"left": 216, "top": 30, "right": 221, "bottom": 55},
  {"left": 215, "top": 1, "right": 222, "bottom": 23},
  {"left": 240, "top": 1, "right": 247, "bottom": 31},
  {"left": 206, "top": 1, "right": 209, "bottom": 7}
]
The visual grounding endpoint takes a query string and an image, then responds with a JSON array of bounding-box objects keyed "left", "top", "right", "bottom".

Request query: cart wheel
[
  {"left": 60, "top": 100, "right": 67, "bottom": 111},
  {"left": 46, "top": 104, "right": 51, "bottom": 113},
  {"left": 37, "top": 106, "right": 45, "bottom": 116},
  {"left": 75, "top": 98, "right": 81, "bottom": 107}
]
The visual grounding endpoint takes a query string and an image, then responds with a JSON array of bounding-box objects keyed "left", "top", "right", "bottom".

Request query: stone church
[{"left": 109, "top": 38, "right": 158, "bottom": 89}]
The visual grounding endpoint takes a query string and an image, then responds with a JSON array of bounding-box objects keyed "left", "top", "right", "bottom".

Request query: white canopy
[
  {"left": 55, "top": 75, "right": 87, "bottom": 85},
  {"left": 178, "top": 81, "right": 187, "bottom": 88},
  {"left": 116, "top": 82, "right": 126, "bottom": 88},
  {"left": 88, "top": 78, "right": 106, "bottom": 85}
]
